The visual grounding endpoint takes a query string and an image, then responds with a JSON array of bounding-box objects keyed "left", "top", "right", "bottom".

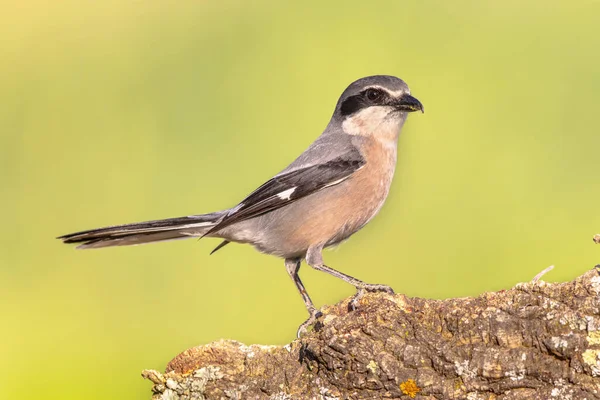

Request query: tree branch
[{"left": 142, "top": 266, "right": 600, "bottom": 399}]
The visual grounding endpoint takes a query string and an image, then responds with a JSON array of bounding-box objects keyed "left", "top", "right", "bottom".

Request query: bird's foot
[
  {"left": 296, "top": 309, "right": 323, "bottom": 338},
  {"left": 349, "top": 283, "right": 394, "bottom": 311}
]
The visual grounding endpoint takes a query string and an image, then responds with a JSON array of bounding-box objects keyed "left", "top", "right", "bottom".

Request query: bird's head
[{"left": 332, "top": 75, "right": 423, "bottom": 141}]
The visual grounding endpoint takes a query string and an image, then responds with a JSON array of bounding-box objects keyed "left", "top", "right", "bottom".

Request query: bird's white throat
[{"left": 342, "top": 106, "right": 403, "bottom": 143}]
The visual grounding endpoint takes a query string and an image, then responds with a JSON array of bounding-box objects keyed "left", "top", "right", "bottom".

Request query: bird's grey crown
[{"left": 337, "top": 75, "right": 409, "bottom": 104}]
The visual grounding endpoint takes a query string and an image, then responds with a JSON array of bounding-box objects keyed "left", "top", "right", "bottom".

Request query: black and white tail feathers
[
  {"left": 58, "top": 212, "right": 224, "bottom": 249},
  {"left": 59, "top": 150, "right": 365, "bottom": 250}
]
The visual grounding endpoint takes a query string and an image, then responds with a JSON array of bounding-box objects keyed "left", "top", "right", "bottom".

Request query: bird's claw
[
  {"left": 349, "top": 284, "right": 395, "bottom": 311},
  {"left": 296, "top": 310, "right": 323, "bottom": 338}
]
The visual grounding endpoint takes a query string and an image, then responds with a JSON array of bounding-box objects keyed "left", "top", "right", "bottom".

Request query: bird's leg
[
  {"left": 285, "top": 258, "right": 322, "bottom": 337},
  {"left": 305, "top": 246, "right": 394, "bottom": 311}
]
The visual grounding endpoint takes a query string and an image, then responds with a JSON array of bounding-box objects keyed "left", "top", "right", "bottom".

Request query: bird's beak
[{"left": 394, "top": 94, "right": 424, "bottom": 113}]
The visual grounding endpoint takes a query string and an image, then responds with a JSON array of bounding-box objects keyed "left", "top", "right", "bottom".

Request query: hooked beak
[{"left": 394, "top": 94, "right": 424, "bottom": 113}]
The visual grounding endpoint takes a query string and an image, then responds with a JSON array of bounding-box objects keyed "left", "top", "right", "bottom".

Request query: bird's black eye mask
[{"left": 340, "top": 88, "right": 392, "bottom": 116}]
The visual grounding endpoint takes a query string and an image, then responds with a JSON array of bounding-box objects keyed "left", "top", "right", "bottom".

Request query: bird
[{"left": 58, "top": 75, "right": 424, "bottom": 336}]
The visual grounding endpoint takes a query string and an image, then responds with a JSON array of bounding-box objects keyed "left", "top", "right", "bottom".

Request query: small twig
[
  {"left": 594, "top": 234, "right": 600, "bottom": 244},
  {"left": 531, "top": 265, "right": 554, "bottom": 283}
]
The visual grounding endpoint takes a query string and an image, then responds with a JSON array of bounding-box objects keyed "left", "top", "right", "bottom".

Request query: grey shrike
[{"left": 59, "top": 75, "right": 424, "bottom": 336}]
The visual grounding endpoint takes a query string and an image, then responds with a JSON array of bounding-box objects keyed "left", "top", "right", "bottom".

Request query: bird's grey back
[{"left": 281, "top": 130, "right": 359, "bottom": 174}]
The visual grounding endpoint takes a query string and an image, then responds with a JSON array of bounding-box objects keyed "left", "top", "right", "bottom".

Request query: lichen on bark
[{"left": 143, "top": 267, "right": 600, "bottom": 399}]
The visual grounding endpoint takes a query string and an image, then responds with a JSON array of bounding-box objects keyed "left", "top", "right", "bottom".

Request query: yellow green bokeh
[{"left": 2, "top": 1, "right": 599, "bottom": 399}]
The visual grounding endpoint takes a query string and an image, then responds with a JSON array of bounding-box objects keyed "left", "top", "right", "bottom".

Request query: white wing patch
[{"left": 277, "top": 187, "right": 296, "bottom": 200}]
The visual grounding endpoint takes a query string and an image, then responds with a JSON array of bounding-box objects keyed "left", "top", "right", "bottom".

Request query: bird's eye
[{"left": 365, "top": 88, "right": 382, "bottom": 102}]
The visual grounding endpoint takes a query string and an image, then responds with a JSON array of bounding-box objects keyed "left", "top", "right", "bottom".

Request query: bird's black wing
[{"left": 203, "top": 151, "right": 365, "bottom": 236}]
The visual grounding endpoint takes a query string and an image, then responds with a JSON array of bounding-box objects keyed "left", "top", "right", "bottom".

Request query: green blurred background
[{"left": 2, "top": 1, "right": 599, "bottom": 398}]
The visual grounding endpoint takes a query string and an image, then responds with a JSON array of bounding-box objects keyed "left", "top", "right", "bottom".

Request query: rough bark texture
[{"left": 143, "top": 266, "right": 600, "bottom": 400}]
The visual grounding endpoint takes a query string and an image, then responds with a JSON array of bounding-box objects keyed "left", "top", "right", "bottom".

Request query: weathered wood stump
[{"left": 143, "top": 266, "right": 600, "bottom": 399}]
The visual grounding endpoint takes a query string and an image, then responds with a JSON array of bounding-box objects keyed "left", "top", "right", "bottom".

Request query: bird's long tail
[{"left": 58, "top": 212, "right": 224, "bottom": 249}]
